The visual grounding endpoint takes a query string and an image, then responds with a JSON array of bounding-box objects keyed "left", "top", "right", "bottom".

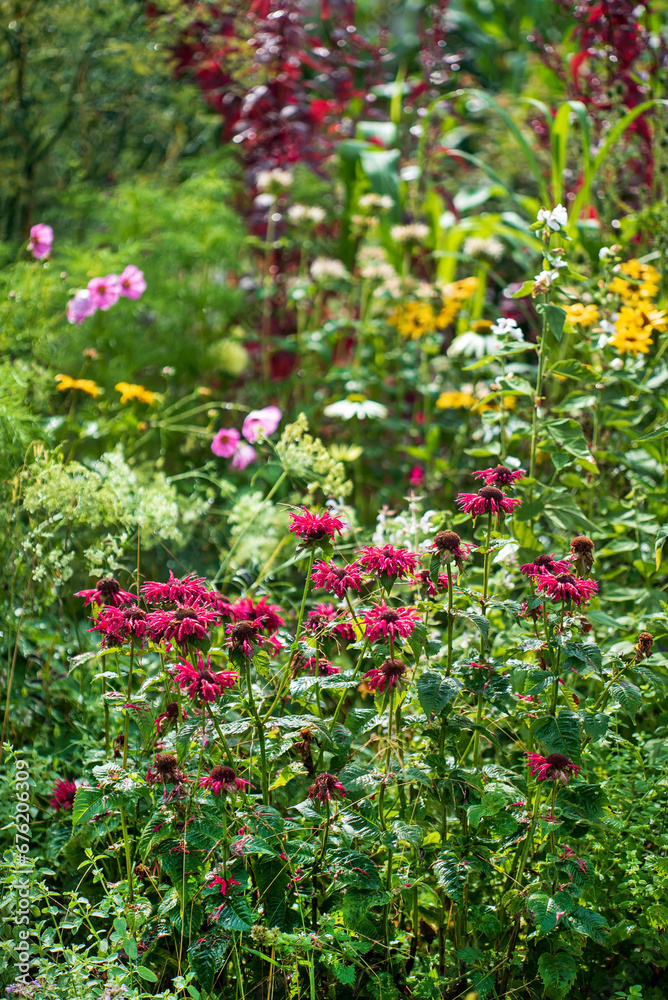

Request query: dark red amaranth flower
[
  {"left": 141, "top": 571, "right": 209, "bottom": 605},
  {"left": 198, "top": 765, "right": 251, "bottom": 796},
  {"left": 363, "top": 658, "right": 406, "bottom": 694},
  {"left": 311, "top": 559, "right": 363, "bottom": 598},
  {"left": 155, "top": 701, "right": 186, "bottom": 735},
  {"left": 173, "top": 652, "right": 238, "bottom": 702},
  {"left": 90, "top": 605, "right": 148, "bottom": 646},
  {"left": 569, "top": 535, "right": 595, "bottom": 575},
  {"left": 49, "top": 778, "right": 77, "bottom": 811},
  {"left": 363, "top": 602, "right": 421, "bottom": 644},
  {"left": 455, "top": 486, "right": 522, "bottom": 518},
  {"left": 520, "top": 553, "right": 572, "bottom": 578},
  {"left": 288, "top": 507, "right": 346, "bottom": 545},
  {"left": 431, "top": 530, "right": 474, "bottom": 571},
  {"left": 635, "top": 631, "right": 654, "bottom": 661},
  {"left": 308, "top": 772, "right": 346, "bottom": 803},
  {"left": 292, "top": 655, "right": 340, "bottom": 677},
  {"left": 472, "top": 465, "right": 525, "bottom": 486},
  {"left": 146, "top": 753, "right": 187, "bottom": 786},
  {"left": 526, "top": 752, "right": 580, "bottom": 785},
  {"left": 76, "top": 577, "right": 135, "bottom": 607},
  {"left": 147, "top": 602, "right": 221, "bottom": 647},
  {"left": 208, "top": 875, "right": 242, "bottom": 896},
  {"left": 229, "top": 595, "right": 284, "bottom": 634},
  {"left": 356, "top": 544, "right": 420, "bottom": 580},
  {"left": 225, "top": 619, "right": 266, "bottom": 658},
  {"left": 535, "top": 571, "right": 598, "bottom": 607}
]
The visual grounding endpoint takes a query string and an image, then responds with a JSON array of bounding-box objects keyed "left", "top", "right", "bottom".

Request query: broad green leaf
[
  {"left": 538, "top": 951, "right": 578, "bottom": 997},
  {"left": 531, "top": 710, "right": 581, "bottom": 763}
]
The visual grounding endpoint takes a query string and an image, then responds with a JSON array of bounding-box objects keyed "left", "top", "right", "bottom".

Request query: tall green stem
[
  {"left": 122, "top": 643, "right": 134, "bottom": 770},
  {"left": 529, "top": 295, "right": 549, "bottom": 481},
  {"left": 245, "top": 658, "right": 268, "bottom": 805}
]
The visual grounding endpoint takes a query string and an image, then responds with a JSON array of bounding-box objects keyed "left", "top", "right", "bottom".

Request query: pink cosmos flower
[
  {"left": 473, "top": 465, "right": 525, "bottom": 486},
  {"left": 199, "top": 765, "right": 251, "bottom": 796},
  {"left": 308, "top": 772, "right": 346, "bottom": 802},
  {"left": 118, "top": 264, "right": 146, "bottom": 300},
  {"left": 66, "top": 289, "right": 97, "bottom": 325},
  {"left": 293, "top": 655, "right": 340, "bottom": 676},
  {"left": 225, "top": 619, "right": 266, "bottom": 658},
  {"left": 155, "top": 701, "right": 186, "bottom": 735},
  {"left": 87, "top": 274, "right": 121, "bottom": 311},
  {"left": 90, "top": 605, "right": 148, "bottom": 646},
  {"left": 208, "top": 875, "right": 242, "bottom": 895},
  {"left": 356, "top": 544, "right": 419, "bottom": 580},
  {"left": 311, "top": 559, "right": 363, "bottom": 598},
  {"left": 230, "top": 443, "right": 257, "bottom": 471},
  {"left": 363, "top": 658, "right": 406, "bottom": 694},
  {"left": 211, "top": 427, "right": 241, "bottom": 458},
  {"left": 141, "top": 571, "right": 209, "bottom": 605},
  {"left": 230, "top": 595, "right": 284, "bottom": 634},
  {"left": 76, "top": 577, "right": 135, "bottom": 608},
  {"left": 526, "top": 752, "right": 580, "bottom": 785},
  {"left": 535, "top": 571, "right": 598, "bottom": 607},
  {"left": 173, "top": 651, "right": 238, "bottom": 701},
  {"left": 49, "top": 778, "right": 77, "bottom": 811},
  {"left": 147, "top": 602, "right": 221, "bottom": 646},
  {"left": 409, "top": 466, "right": 424, "bottom": 486},
  {"left": 455, "top": 486, "right": 522, "bottom": 518},
  {"left": 242, "top": 405, "right": 282, "bottom": 443},
  {"left": 431, "top": 530, "right": 475, "bottom": 572},
  {"left": 28, "top": 223, "right": 53, "bottom": 259},
  {"left": 520, "top": 554, "right": 572, "bottom": 578},
  {"left": 288, "top": 507, "right": 346, "bottom": 545},
  {"left": 363, "top": 602, "right": 421, "bottom": 643}
]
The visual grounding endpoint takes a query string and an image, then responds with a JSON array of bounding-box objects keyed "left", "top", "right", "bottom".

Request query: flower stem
[
  {"left": 245, "top": 658, "right": 268, "bottom": 805},
  {"left": 446, "top": 562, "right": 454, "bottom": 677},
  {"left": 120, "top": 806, "right": 134, "bottom": 903},
  {"left": 122, "top": 643, "right": 134, "bottom": 770},
  {"left": 529, "top": 295, "right": 549, "bottom": 481}
]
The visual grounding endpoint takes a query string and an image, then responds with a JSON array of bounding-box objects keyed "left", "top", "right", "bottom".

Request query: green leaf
[
  {"left": 582, "top": 712, "right": 608, "bottom": 742},
  {"left": 610, "top": 681, "right": 642, "bottom": 720},
  {"left": 217, "top": 895, "right": 254, "bottom": 932},
  {"left": 512, "top": 279, "right": 535, "bottom": 298},
  {"left": 433, "top": 852, "right": 469, "bottom": 903},
  {"left": 71, "top": 787, "right": 104, "bottom": 828},
  {"left": 538, "top": 951, "right": 578, "bottom": 998},
  {"left": 527, "top": 892, "right": 560, "bottom": 934},
  {"left": 135, "top": 967, "right": 159, "bottom": 983},
  {"left": 542, "top": 419, "right": 597, "bottom": 472},
  {"left": 538, "top": 303, "right": 567, "bottom": 343},
  {"left": 416, "top": 672, "right": 462, "bottom": 719},
  {"left": 567, "top": 904, "right": 608, "bottom": 943},
  {"left": 189, "top": 941, "right": 217, "bottom": 992},
  {"left": 531, "top": 710, "right": 582, "bottom": 763}
]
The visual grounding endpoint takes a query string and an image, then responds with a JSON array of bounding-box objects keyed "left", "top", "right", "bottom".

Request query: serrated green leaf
[{"left": 538, "top": 951, "right": 577, "bottom": 997}]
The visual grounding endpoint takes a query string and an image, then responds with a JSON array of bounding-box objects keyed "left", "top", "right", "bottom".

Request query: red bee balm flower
[
  {"left": 49, "top": 778, "right": 77, "bottom": 811},
  {"left": 306, "top": 603, "right": 355, "bottom": 641},
  {"left": 225, "top": 619, "right": 266, "bottom": 658},
  {"left": 311, "top": 559, "right": 363, "bottom": 597},
  {"left": 363, "top": 658, "right": 406, "bottom": 694},
  {"left": 147, "top": 602, "right": 221, "bottom": 646},
  {"left": 363, "top": 602, "right": 421, "bottom": 643},
  {"left": 357, "top": 544, "right": 419, "bottom": 580},
  {"left": 208, "top": 875, "right": 242, "bottom": 896},
  {"left": 146, "top": 753, "right": 187, "bottom": 786},
  {"left": 76, "top": 577, "right": 135, "bottom": 607},
  {"left": 229, "top": 595, "right": 284, "bottom": 633},
  {"left": 526, "top": 752, "right": 580, "bottom": 785},
  {"left": 473, "top": 465, "right": 525, "bottom": 486},
  {"left": 308, "top": 772, "right": 346, "bottom": 802},
  {"left": 520, "top": 553, "right": 571, "bottom": 578},
  {"left": 141, "top": 571, "right": 209, "bottom": 605},
  {"left": 91, "top": 605, "right": 148, "bottom": 646},
  {"left": 155, "top": 701, "right": 186, "bottom": 735},
  {"left": 199, "top": 765, "right": 251, "bottom": 796},
  {"left": 535, "top": 571, "right": 598, "bottom": 607},
  {"left": 456, "top": 486, "right": 522, "bottom": 518},
  {"left": 288, "top": 507, "right": 346, "bottom": 545},
  {"left": 431, "top": 530, "right": 474, "bottom": 571},
  {"left": 293, "top": 655, "right": 340, "bottom": 676},
  {"left": 173, "top": 652, "right": 238, "bottom": 701}
]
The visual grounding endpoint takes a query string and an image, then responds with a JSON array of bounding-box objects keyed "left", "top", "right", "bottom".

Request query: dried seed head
[{"left": 635, "top": 631, "right": 653, "bottom": 660}]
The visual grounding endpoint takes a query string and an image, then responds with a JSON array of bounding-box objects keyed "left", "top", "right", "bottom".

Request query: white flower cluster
[
  {"left": 256, "top": 169, "right": 293, "bottom": 191},
  {"left": 310, "top": 257, "right": 350, "bottom": 282},
  {"left": 372, "top": 499, "right": 440, "bottom": 551},
  {"left": 463, "top": 236, "right": 504, "bottom": 260},
  {"left": 536, "top": 204, "right": 568, "bottom": 231},
  {"left": 358, "top": 193, "right": 394, "bottom": 211},
  {"left": 390, "top": 223, "right": 430, "bottom": 243},
  {"left": 287, "top": 203, "right": 326, "bottom": 225}
]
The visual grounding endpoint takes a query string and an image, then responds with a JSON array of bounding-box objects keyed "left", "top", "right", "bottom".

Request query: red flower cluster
[
  {"left": 49, "top": 778, "right": 77, "bottom": 811},
  {"left": 472, "top": 465, "right": 525, "bottom": 486},
  {"left": 357, "top": 544, "right": 419, "bottom": 580},
  {"left": 456, "top": 486, "right": 522, "bottom": 518},
  {"left": 363, "top": 658, "right": 406, "bottom": 694},
  {"left": 308, "top": 772, "right": 346, "bottom": 803},
  {"left": 199, "top": 766, "right": 251, "bottom": 796},
  {"left": 76, "top": 577, "right": 135, "bottom": 607},
  {"left": 535, "top": 571, "right": 598, "bottom": 607},
  {"left": 526, "top": 752, "right": 580, "bottom": 785},
  {"left": 288, "top": 507, "right": 346, "bottom": 545},
  {"left": 311, "top": 559, "right": 363, "bottom": 597},
  {"left": 520, "top": 553, "right": 571, "bottom": 579},
  {"left": 173, "top": 652, "right": 238, "bottom": 702},
  {"left": 363, "top": 602, "right": 421, "bottom": 644}
]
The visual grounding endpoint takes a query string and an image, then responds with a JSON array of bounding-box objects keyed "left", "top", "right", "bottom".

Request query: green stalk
[
  {"left": 120, "top": 806, "right": 134, "bottom": 904},
  {"left": 245, "top": 657, "right": 268, "bottom": 805},
  {"left": 122, "top": 642, "right": 134, "bottom": 770},
  {"left": 529, "top": 294, "right": 549, "bottom": 481},
  {"left": 446, "top": 562, "right": 454, "bottom": 677}
]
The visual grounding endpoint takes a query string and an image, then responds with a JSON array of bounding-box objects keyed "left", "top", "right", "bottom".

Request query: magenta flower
[
  {"left": 199, "top": 765, "right": 251, "bottom": 796},
  {"left": 431, "top": 530, "right": 475, "bottom": 572},
  {"left": 520, "top": 554, "right": 572, "bottom": 578},
  {"left": 363, "top": 658, "right": 406, "bottom": 694},
  {"left": 87, "top": 274, "right": 121, "bottom": 311},
  {"left": 311, "top": 559, "right": 363, "bottom": 598},
  {"left": 141, "top": 571, "right": 209, "bottom": 605},
  {"left": 28, "top": 223, "right": 53, "bottom": 259},
  {"left": 230, "top": 443, "right": 257, "bottom": 471},
  {"left": 66, "top": 289, "right": 97, "bottom": 325},
  {"left": 242, "top": 405, "right": 282, "bottom": 443},
  {"left": 225, "top": 618, "right": 266, "bottom": 658},
  {"left": 208, "top": 875, "right": 242, "bottom": 895},
  {"left": 455, "top": 486, "right": 522, "bottom": 518},
  {"left": 155, "top": 701, "right": 186, "bottom": 735},
  {"left": 293, "top": 655, "right": 340, "bottom": 676},
  {"left": 211, "top": 427, "right": 241, "bottom": 458},
  {"left": 535, "top": 571, "right": 598, "bottom": 607},
  {"left": 472, "top": 465, "right": 525, "bottom": 486},
  {"left": 288, "top": 507, "right": 346, "bottom": 545},
  {"left": 90, "top": 604, "right": 148, "bottom": 646},
  {"left": 146, "top": 753, "right": 187, "bottom": 787},
  {"left": 49, "top": 778, "right": 77, "bottom": 811},
  {"left": 306, "top": 603, "right": 355, "bottom": 641},
  {"left": 76, "top": 577, "right": 135, "bottom": 608},
  {"left": 526, "top": 752, "right": 580, "bottom": 785},
  {"left": 119, "top": 264, "right": 146, "bottom": 300},
  {"left": 308, "top": 772, "right": 346, "bottom": 802},
  {"left": 409, "top": 466, "right": 424, "bottom": 486},
  {"left": 173, "top": 651, "right": 238, "bottom": 701},
  {"left": 147, "top": 602, "right": 221, "bottom": 647},
  {"left": 230, "top": 595, "right": 284, "bottom": 634},
  {"left": 363, "top": 602, "right": 421, "bottom": 643},
  {"left": 356, "top": 544, "right": 419, "bottom": 580}
]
